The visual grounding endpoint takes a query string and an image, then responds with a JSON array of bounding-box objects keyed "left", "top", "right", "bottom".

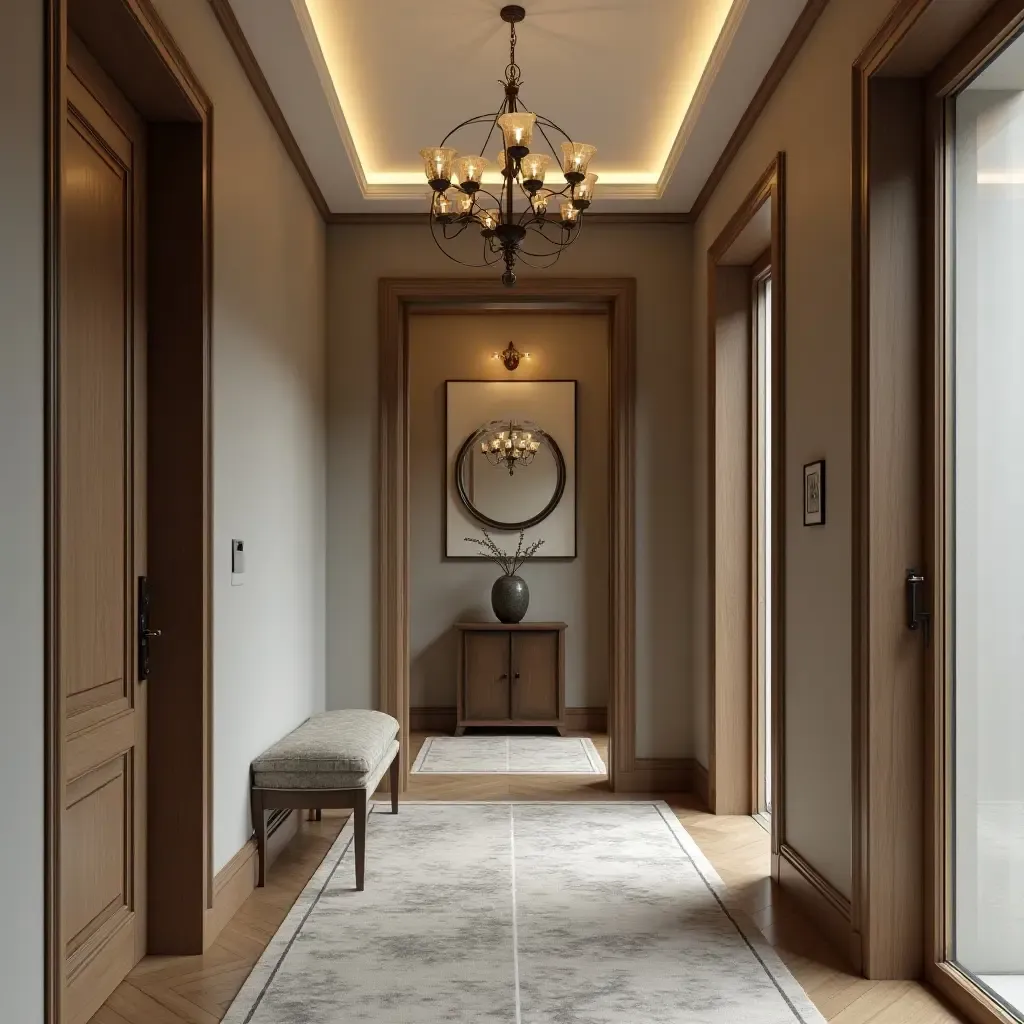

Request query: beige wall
[
  {"left": 327, "top": 224, "right": 693, "bottom": 758},
  {"left": 151, "top": 0, "right": 328, "bottom": 874},
  {"left": 407, "top": 313, "right": 610, "bottom": 710},
  {"left": 691, "top": 0, "right": 899, "bottom": 898},
  {"left": 0, "top": 2, "right": 45, "bottom": 1019}
]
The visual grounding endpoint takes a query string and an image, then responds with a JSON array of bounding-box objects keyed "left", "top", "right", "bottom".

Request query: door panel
[
  {"left": 464, "top": 633, "right": 511, "bottom": 720},
  {"left": 511, "top": 632, "right": 559, "bottom": 721},
  {"left": 62, "top": 57, "right": 146, "bottom": 1024},
  {"left": 947, "top": 68, "right": 1024, "bottom": 1010}
]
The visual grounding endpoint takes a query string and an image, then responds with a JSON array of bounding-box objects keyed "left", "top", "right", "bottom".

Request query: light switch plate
[{"left": 231, "top": 539, "right": 245, "bottom": 583}]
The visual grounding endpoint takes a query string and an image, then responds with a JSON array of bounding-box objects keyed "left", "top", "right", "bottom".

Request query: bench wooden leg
[
  {"left": 389, "top": 753, "right": 399, "bottom": 814},
  {"left": 251, "top": 787, "right": 267, "bottom": 888},
  {"left": 354, "top": 790, "right": 367, "bottom": 891}
]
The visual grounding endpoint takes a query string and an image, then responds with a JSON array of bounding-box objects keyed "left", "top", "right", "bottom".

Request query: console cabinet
[{"left": 455, "top": 622, "right": 567, "bottom": 735}]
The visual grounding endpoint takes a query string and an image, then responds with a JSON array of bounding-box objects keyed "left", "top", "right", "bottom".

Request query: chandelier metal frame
[{"left": 420, "top": 5, "right": 597, "bottom": 287}]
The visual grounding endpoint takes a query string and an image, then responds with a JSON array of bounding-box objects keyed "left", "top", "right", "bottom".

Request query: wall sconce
[{"left": 493, "top": 340, "right": 529, "bottom": 371}]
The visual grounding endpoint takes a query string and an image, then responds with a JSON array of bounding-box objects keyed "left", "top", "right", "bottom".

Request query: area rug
[
  {"left": 222, "top": 802, "right": 826, "bottom": 1024},
  {"left": 410, "top": 734, "right": 606, "bottom": 775}
]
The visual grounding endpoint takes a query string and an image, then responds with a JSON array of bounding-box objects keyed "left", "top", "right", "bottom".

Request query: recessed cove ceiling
[{"left": 226, "top": 0, "right": 809, "bottom": 213}]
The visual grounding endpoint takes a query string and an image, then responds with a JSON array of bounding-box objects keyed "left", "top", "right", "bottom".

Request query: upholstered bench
[{"left": 250, "top": 709, "right": 400, "bottom": 891}]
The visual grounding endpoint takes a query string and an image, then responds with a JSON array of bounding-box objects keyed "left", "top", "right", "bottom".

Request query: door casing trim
[
  {"left": 378, "top": 278, "right": 637, "bottom": 792},
  {"left": 44, "top": 0, "right": 214, "bottom": 1018}
]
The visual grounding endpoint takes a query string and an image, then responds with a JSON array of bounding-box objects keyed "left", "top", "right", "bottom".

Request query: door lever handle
[{"left": 905, "top": 569, "right": 931, "bottom": 645}]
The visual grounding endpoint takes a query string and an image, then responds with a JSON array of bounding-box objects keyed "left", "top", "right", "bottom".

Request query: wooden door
[
  {"left": 511, "top": 631, "right": 560, "bottom": 721},
  {"left": 60, "top": 50, "right": 147, "bottom": 1024},
  {"left": 464, "top": 632, "right": 511, "bottom": 721}
]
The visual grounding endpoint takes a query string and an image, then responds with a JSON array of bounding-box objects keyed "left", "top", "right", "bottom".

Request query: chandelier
[
  {"left": 480, "top": 422, "right": 542, "bottom": 475},
  {"left": 418, "top": 5, "right": 598, "bottom": 288}
]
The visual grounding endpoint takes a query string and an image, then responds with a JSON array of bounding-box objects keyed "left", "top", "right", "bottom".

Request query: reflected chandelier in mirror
[
  {"left": 456, "top": 423, "right": 565, "bottom": 531},
  {"left": 480, "top": 421, "right": 542, "bottom": 475}
]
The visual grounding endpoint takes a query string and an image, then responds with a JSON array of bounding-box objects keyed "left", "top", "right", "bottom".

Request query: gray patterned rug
[
  {"left": 411, "top": 735, "right": 606, "bottom": 775},
  {"left": 223, "top": 802, "right": 825, "bottom": 1024}
]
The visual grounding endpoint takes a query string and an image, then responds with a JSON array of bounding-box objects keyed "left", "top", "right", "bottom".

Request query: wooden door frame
[
  {"left": 852, "top": 0, "right": 1024, "bottom": 997},
  {"left": 705, "top": 155, "right": 786, "bottom": 839},
  {"left": 379, "top": 278, "right": 637, "bottom": 792},
  {"left": 750, "top": 248, "right": 772, "bottom": 823},
  {"left": 45, "top": 0, "right": 213, "bottom": 1018}
]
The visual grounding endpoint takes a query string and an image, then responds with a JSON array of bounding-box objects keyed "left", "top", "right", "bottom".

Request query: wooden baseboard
[
  {"left": 777, "top": 842, "right": 862, "bottom": 972},
  {"left": 616, "top": 757, "right": 696, "bottom": 794},
  {"left": 203, "top": 808, "right": 298, "bottom": 949},
  {"left": 692, "top": 759, "right": 710, "bottom": 808},
  {"left": 563, "top": 706, "right": 607, "bottom": 732},
  {"left": 409, "top": 706, "right": 458, "bottom": 732},
  {"left": 409, "top": 706, "right": 608, "bottom": 733}
]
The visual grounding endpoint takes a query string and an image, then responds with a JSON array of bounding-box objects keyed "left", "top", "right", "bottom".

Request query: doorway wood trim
[
  {"left": 45, "top": 0, "right": 213, "bottom": 1019},
  {"left": 706, "top": 155, "right": 785, "bottom": 833},
  {"left": 851, "top": 0, "right": 1024, "bottom": 992},
  {"left": 378, "top": 278, "right": 636, "bottom": 792}
]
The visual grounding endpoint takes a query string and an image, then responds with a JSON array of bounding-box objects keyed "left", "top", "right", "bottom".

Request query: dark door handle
[
  {"left": 138, "top": 576, "right": 160, "bottom": 681},
  {"left": 905, "top": 569, "right": 931, "bottom": 644}
]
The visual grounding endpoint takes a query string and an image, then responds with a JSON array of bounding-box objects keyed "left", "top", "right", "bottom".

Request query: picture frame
[{"left": 803, "top": 459, "right": 826, "bottom": 526}]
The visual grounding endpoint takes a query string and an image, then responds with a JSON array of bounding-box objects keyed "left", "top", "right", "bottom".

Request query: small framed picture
[{"left": 803, "top": 460, "right": 826, "bottom": 526}]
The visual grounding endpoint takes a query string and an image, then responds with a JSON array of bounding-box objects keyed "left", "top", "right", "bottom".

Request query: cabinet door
[
  {"left": 464, "top": 632, "right": 511, "bottom": 721},
  {"left": 511, "top": 631, "right": 560, "bottom": 721}
]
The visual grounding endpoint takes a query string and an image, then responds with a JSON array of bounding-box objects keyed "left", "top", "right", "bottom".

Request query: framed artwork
[{"left": 803, "top": 460, "right": 826, "bottom": 526}]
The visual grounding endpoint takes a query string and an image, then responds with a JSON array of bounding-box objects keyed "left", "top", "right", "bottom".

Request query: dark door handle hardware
[
  {"left": 138, "top": 576, "right": 160, "bottom": 681},
  {"left": 906, "top": 569, "right": 931, "bottom": 645}
]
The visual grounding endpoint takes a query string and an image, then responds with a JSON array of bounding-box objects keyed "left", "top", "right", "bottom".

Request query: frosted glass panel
[{"left": 952, "top": 38, "right": 1024, "bottom": 1020}]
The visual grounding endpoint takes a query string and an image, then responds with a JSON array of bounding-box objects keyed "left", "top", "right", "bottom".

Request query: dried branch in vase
[{"left": 464, "top": 529, "right": 545, "bottom": 575}]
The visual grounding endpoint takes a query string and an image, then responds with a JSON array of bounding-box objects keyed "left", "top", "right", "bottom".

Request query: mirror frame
[{"left": 454, "top": 425, "right": 567, "bottom": 531}]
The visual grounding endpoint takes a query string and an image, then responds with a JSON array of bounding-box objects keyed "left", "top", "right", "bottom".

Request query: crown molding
[
  {"left": 689, "top": 0, "right": 830, "bottom": 220},
  {"left": 211, "top": 0, "right": 829, "bottom": 226},
  {"left": 208, "top": 0, "right": 330, "bottom": 219},
  {"left": 326, "top": 210, "right": 692, "bottom": 226}
]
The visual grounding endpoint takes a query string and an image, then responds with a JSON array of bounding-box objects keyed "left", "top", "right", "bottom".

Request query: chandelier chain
[{"left": 506, "top": 21, "right": 522, "bottom": 90}]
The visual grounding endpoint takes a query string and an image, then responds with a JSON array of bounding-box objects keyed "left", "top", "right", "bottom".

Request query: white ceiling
[{"left": 227, "top": 0, "right": 808, "bottom": 213}]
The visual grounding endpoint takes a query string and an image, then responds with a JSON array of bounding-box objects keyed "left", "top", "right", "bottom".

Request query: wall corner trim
[
  {"left": 207, "top": 0, "right": 331, "bottom": 219},
  {"left": 690, "top": 0, "right": 830, "bottom": 221}
]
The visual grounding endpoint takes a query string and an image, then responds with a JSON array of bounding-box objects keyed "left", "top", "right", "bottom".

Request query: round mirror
[{"left": 454, "top": 421, "right": 566, "bottom": 531}]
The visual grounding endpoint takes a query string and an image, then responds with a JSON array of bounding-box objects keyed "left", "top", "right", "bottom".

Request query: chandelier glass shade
[
  {"left": 480, "top": 422, "right": 542, "bottom": 475},
  {"left": 418, "top": 5, "right": 598, "bottom": 287}
]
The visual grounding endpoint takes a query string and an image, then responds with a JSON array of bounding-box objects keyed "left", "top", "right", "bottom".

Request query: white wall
[
  {"left": 327, "top": 224, "right": 693, "bottom": 758},
  {"left": 0, "top": 3, "right": 45, "bottom": 1020},
  {"left": 691, "top": 0, "right": 902, "bottom": 897},
  {"left": 408, "top": 313, "right": 609, "bottom": 710},
  {"left": 150, "top": 0, "right": 328, "bottom": 873}
]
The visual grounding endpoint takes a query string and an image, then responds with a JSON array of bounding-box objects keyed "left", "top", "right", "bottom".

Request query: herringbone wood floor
[{"left": 90, "top": 732, "right": 966, "bottom": 1024}]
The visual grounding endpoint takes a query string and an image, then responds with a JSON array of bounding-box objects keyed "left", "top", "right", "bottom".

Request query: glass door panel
[{"left": 951, "top": 33, "right": 1024, "bottom": 1020}]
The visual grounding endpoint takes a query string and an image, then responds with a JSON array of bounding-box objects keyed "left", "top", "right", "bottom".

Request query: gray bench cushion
[
  {"left": 254, "top": 739, "right": 399, "bottom": 791},
  {"left": 252, "top": 709, "right": 398, "bottom": 790}
]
